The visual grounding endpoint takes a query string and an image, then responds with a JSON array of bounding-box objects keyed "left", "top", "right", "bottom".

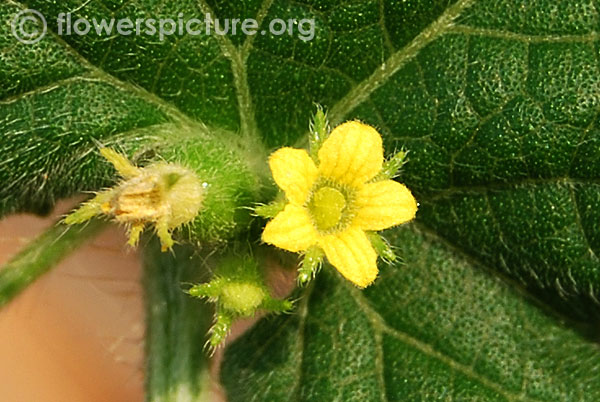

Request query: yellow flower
[{"left": 262, "top": 121, "right": 418, "bottom": 288}]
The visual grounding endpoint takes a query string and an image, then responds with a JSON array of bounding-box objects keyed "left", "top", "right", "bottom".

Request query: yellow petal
[
  {"left": 262, "top": 204, "right": 318, "bottom": 252},
  {"left": 354, "top": 180, "right": 418, "bottom": 231},
  {"left": 318, "top": 121, "right": 383, "bottom": 187},
  {"left": 269, "top": 147, "right": 317, "bottom": 205},
  {"left": 319, "top": 227, "right": 378, "bottom": 288}
]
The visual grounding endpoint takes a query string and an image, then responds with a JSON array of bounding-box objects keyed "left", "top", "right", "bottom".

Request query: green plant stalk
[
  {"left": 143, "top": 242, "right": 215, "bottom": 402},
  {"left": 0, "top": 220, "right": 106, "bottom": 307}
]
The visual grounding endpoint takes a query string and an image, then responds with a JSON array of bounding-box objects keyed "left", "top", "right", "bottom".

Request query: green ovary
[
  {"left": 221, "top": 283, "right": 265, "bottom": 315},
  {"left": 309, "top": 187, "right": 346, "bottom": 231}
]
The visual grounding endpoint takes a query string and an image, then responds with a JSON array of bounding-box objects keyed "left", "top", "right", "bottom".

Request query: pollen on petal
[
  {"left": 354, "top": 180, "right": 417, "bottom": 231},
  {"left": 262, "top": 204, "right": 318, "bottom": 252},
  {"left": 319, "top": 227, "right": 378, "bottom": 288},
  {"left": 269, "top": 148, "right": 318, "bottom": 205},
  {"left": 317, "top": 121, "right": 383, "bottom": 187}
]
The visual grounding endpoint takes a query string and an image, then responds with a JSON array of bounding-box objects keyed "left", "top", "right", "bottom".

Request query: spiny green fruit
[
  {"left": 65, "top": 124, "right": 261, "bottom": 249},
  {"left": 188, "top": 255, "right": 292, "bottom": 352}
]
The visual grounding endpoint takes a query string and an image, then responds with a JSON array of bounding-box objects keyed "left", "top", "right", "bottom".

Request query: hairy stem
[
  {"left": 143, "top": 241, "right": 215, "bottom": 402},
  {"left": 0, "top": 219, "right": 106, "bottom": 307}
]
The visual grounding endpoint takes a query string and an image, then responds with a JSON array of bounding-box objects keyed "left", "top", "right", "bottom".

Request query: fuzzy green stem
[
  {"left": 0, "top": 220, "right": 106, "bottom": 308},
  {"left": 143, "top": 241, "right": 215, "bottom": 402}
]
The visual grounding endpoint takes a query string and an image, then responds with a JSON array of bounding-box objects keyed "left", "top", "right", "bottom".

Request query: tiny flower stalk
[
  {"left": 260, "top": 116, "right": 418, "bottom": 288},
  {"left": 64, "top": 133, "right": 260, "bottom": 250},
  {"left": 187, "top": 256, "right": 292, "bottom": 352}
]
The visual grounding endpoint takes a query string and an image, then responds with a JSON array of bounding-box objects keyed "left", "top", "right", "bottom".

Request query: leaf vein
[
  {"left": 8, "top": 0, "right": 195, "bottom": 126},
  {"left": 196, "top": 0, "right": 260, "bottom": 141},
  {"left": 345, "top": 282, "right": 542, "bottom": 402},
  {"left": 327, "top": 0, "right": 477, "bottom": 125},
  {"left": 424, "top": 177, "right": 600, "bottom": 202},
  {"left": 569, "top": 185, "right": 600, "bottom": 263},
  {"left": 447, "top": 25, "right": 600, "bottom": 44}
]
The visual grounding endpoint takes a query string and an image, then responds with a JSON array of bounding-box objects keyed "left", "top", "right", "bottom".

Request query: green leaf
[
  {"left": 222, "top": 226, "right": 600, "bottom": 401},
  {"left": 3, "top": 0, "right": 600, "bottom": 399},
  {"left": 0, "top": 0, "right": 265, "bottom": 217},
  {"left": 343, "top": 7, "right": 600, "bottom": 310},
  {"left": 1, "top": 1, "right": 171, "bottom": 215},
  {"left": 4, "top": 0, "right": 598, "bottom": 308}
]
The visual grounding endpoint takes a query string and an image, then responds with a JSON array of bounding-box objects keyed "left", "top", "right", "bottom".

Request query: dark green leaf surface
[
  {"left": 2, "top": 0, "right": 600, "bottom": 399},
  {"left": 347, "top": 22, "right": 600, "bottom": 308},
  {"left": 222, "top": 226, "right": 600, "bottom": 401}
]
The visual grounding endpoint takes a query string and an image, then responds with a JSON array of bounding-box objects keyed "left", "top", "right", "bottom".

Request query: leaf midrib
[{"left": 195, "top": 0, "right": 270, "bottom": 142}]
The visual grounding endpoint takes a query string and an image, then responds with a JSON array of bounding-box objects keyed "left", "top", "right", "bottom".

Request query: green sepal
[
  {"left": 254, "top": 196, "right": 287, "bottom": 219},
  {"left": 373, "top": 149, "right": 408, "bottom": 182},
  {"left": 309, "top": 105, "right": 330, "bottom": 162},
  {"left": 367, "top": 232, "right": 397, "bottom": 263},
  {"left": 298, "top": 246, "right": 325, "bottom": 286},
  {"left": 207, "top": 309, "right": 234, "bottom": 353}
]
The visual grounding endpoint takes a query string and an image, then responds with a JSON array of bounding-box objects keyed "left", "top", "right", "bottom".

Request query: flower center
[{"left": 309, "top": 186, "right": 346, "bottom": 231}]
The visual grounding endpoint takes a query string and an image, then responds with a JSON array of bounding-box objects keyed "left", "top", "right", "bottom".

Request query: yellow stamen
[{"left": 309, "top": 187, "right": 346, "bottom": 231}]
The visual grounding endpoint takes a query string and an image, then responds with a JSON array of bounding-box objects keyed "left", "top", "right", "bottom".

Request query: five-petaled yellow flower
[{"left": 262, "top": 121, "right": 418, "bottom": 288}]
